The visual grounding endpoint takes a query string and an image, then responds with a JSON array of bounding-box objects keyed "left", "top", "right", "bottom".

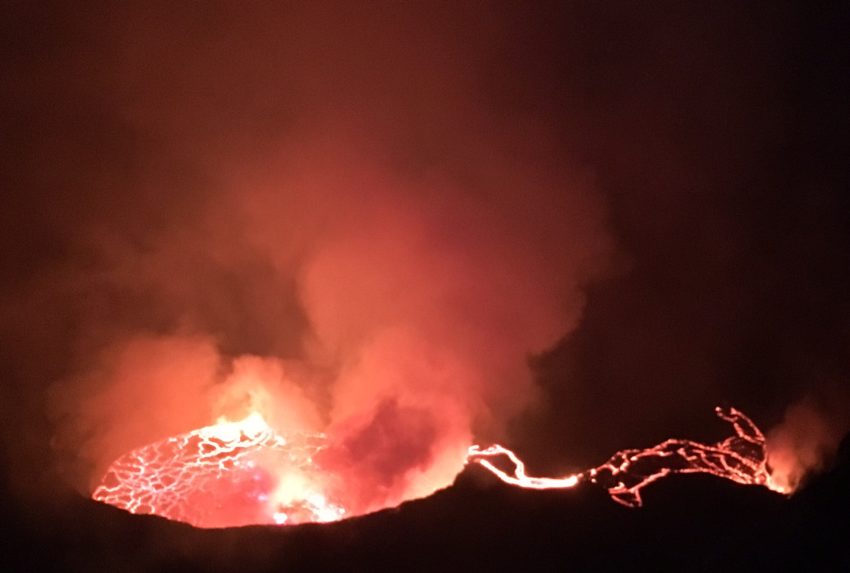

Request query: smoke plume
[
  {"left": 767, "top": 398, "right": 849, "bottom": 491},
  {"left": 22, "top": 4, "right": 615, "bottom": 514},
  {"left": 4, "top": 4, "right": 848, "bottom": 515}
]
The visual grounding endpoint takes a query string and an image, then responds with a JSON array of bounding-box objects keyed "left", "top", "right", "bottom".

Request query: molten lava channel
[
  {"left": 92, "top": 407, "right": 787, "bottom": 528},
  {"left": 469, "top": 407, "right": 788, "bottom": 507}
]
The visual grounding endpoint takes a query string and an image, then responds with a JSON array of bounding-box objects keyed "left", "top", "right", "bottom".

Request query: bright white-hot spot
[
  {"left": 92, "top": 412, "right": 339, "bottom": 528},
  {"left": 467, "top": 444, "right": 580, "bottom": 489},
  {"left": 92, "top": 406, "right": 788, "bottom": 528}
]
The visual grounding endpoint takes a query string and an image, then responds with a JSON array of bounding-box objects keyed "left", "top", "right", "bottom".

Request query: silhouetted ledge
[{"left": 3, "top": 440, "right": 848, "bottom": 573}]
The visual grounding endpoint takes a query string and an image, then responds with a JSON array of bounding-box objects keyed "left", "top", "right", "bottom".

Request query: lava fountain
[{"left": 93, "top": 407, "right": 788, "bottom": 528}]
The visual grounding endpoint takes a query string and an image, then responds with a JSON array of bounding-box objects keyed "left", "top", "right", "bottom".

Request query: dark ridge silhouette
[{"left": 4, "top": 433, "right": 847, "bottom": 573}]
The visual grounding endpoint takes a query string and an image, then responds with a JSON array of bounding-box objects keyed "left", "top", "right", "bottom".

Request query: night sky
[{"left": 1, "top": 2, "right": 849, "bottom": 570}]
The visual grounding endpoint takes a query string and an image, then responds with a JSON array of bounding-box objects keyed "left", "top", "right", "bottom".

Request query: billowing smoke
[
  {"left": 48, "top": 128, "right": 611, "bottom": 513},
  {"left": 26, "top": 4, "right": 614, "bottom": 514},
  {"left": 4, "top": 3, "right": 848, "bottom": 515},
  {"left": 767, "top": 398, "right": 850, "bottom": 492}
]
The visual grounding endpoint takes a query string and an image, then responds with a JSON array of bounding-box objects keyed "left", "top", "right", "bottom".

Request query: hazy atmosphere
[{"left": 2, "top": 2, "right": 848, "bottom": 517}]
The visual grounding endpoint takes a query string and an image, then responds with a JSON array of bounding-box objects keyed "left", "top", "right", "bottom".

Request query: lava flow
[
  {"left": 468, "top": 407, "right": 788, "bottom": 506},
  {"left": 92, "top": 407, "right": 787, "bottom": 528}
]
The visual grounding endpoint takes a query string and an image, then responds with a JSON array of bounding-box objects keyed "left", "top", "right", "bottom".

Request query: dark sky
[
  {"left": 1, "top": 1, "right": 848, "bottom": 506},
  {"left": 511, "top": 1, "right": 850, "bottom": 471}
]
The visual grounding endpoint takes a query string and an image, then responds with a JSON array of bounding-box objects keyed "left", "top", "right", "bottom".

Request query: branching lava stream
[{"left": 92, "top": 407, "right": 787, "bottom": 528}]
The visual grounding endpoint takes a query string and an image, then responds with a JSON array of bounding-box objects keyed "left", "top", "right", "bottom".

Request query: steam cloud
[
  {"left": 34, "top": 4, "right": 613, "bottom": 514},
  {"left": 767, "top": 399, "right": 848, "bottom": 491},
  {"left": 4, "top": 3, "right": 848, "bottom": 513}
]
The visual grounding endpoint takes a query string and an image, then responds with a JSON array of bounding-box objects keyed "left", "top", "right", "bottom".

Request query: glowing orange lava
[
  {"left": 92, "top": 413, "right": 345, "bottom": 528},
  {"left": 468, "top": 407, "right": 789, "bottom": 506},
  {"left": 93, "top": 406, "right": 787, "bottom": 528}
]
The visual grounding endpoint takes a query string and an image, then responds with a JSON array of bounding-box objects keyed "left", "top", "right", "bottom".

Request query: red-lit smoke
[
  {"left": 42, "top": 5, "right": 615, "bottom": 514},
  {"left": 766, "top": 400, "right": 844, "bottom": 492},
  {"left": 25, "top": 4, "right": 844, "bottom": 517},
  {"left": 53, "top": 132, "right": 611, "bottom": 515}
]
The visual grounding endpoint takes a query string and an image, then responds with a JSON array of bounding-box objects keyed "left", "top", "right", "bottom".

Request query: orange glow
[
  {"left": 93, "top": 406, "right": 788, "bottom": 528},
  {"left": 91, "top": 412, "right": 345, "bottom": 528}
]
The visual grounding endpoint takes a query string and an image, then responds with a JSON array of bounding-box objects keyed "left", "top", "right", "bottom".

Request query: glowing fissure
[
  {"left": 469, "top": 407, "right": 788, "bottom": 508},
  {"left": 92, "top": 407, "right": 786, "bottom": 528}
]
